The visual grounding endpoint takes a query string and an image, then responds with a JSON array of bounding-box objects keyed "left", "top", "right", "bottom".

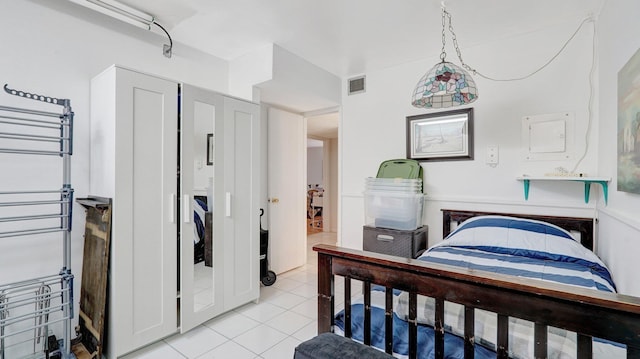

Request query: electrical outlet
[{"left": 486, "top": 145, "right": 499, "bottom": 165}]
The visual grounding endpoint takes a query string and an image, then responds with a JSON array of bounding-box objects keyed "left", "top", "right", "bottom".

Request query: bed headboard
[{"left": 441, "top": 209, "right": 595, "bottom": 251}]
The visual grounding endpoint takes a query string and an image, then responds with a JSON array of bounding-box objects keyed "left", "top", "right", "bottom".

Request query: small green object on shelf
[{"left": 516, "top": 176, "right": 610, "bottom": 205}]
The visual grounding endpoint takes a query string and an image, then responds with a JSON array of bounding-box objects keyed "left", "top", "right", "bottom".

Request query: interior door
[
  {"left": 180, "top": 84, "right": 225, "bottom": 333},
  {"left": 267, "top": 107, "right": 307, "bottom": 274}
]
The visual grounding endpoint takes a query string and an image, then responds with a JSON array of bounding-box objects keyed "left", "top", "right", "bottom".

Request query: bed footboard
[{"left": 314, "top": 244, "right": 640, "bottom": 359}]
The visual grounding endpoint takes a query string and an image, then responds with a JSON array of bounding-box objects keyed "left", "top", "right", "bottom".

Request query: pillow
[{"left": 446, "top": 215, "right": 577, "bottom": 241}]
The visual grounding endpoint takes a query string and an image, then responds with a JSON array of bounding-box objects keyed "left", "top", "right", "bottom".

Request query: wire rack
[{"left": 0, "top": 85, "right": 74, "bottom": 359}]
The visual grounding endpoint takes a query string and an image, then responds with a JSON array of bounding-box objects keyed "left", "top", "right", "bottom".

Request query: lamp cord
[
  {"left": 444, "top": 7, "right": 594, "bottom": 82},
  {"left": 442, "top": 5, "right": 597, "bottom": 174},
  {"left": 570, "top": 17, "right": 597, "bottom": 174}
]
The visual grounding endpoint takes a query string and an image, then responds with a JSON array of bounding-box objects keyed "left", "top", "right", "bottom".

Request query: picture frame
[
  {"left": 406, "top": 108, "right": 474, "bottom": 162},
  {"left": 617, "top": 48, "right": 640, "bottom": 194},
  {"left": 206, "top": 133, "right": 214, "bottom": 166}
]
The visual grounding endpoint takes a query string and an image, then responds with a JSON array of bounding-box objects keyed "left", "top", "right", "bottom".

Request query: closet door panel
[
  {"left": 96, "top": 67, "right": 178, "bottom": 357},
  {"left": 223, "top": 97, "right": 260, "bottom": 307},
  {"left": 180, "top": 84, "right": 225, "bottom": 333},
  {"left": 130, "top": 87, "right": 172, "bottom": 336}
]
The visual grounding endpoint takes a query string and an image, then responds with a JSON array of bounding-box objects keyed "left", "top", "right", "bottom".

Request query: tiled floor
[{"left": 122, "top": 231, "right": 337, "bottom": 359}]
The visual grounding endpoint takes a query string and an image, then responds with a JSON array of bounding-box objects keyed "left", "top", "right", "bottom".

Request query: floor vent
[{"left": 348, "top": 75, "right": 366, "bottom": 95}]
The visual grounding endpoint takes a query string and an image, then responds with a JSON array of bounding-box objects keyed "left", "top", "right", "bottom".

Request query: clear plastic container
[
  {"left": 364, "top": 190, "right": 424, "bottom": 230},
  {"left": 365, "top": 184, "right": 421, "bottom": 193},
  {"left": 365, "top": 177, "right": 423, "bottom": 193},
  {"left": 365, "top": 177, "right": 422, "bottom": 184}
]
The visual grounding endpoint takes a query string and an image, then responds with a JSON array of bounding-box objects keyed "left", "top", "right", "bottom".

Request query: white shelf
[{"left": 516, "top": 176, "right": 611, "bottom": 204}]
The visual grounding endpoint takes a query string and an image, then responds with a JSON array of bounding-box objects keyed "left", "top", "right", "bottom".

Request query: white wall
[
  {"left": 340, "top": 17, "right": 600, "bottom": 250},
  {"left": 327, "top": 138, "right": 339, "bottom": 233},
  {"left": 307, "top": 146, "right": 323, "bottom": 186},
  {"left": 0, "top": 0, "right": 228, "bottom": 331},
  {"left": 594, "top": 0, "right": 640, "bottom": 296},
  {"left": 229, "top": 45, "right": 274, "bottom": 101}
]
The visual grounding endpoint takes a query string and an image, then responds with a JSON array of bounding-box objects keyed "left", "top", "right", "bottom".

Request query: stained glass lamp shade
[{"left": 411, "top": 61, "right": 478, "bottom": 108}]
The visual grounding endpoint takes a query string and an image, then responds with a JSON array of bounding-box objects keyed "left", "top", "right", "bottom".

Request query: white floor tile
[
  {"left": 287, "top": 271, "right": 317, "bottom": 284},
  {"left": 290, "top": 297, "right": 317, "bottom": 320},
  {"left": 260, "top": 336, "right": 301, "bottom": 359},
  {"left": 120, "top": 340, "right": 185, "bottom": 359},
  {"left": 235, "top": 301, "right": 287, "bottom": 323},
  {"left": 258, "top": 285, "right": 286, "bottom": 301},
  {"left": 232, "top": 324, "right": 287, "bottom": 354},
  {"left": 195, "top": 340, "right": 256, "bottom": 359},
  {"left": 204, "top": 311, "right": 260, "bottom": 339},
  {"left": 291, "top": 283, "right": 317, "bottom": 299},
  {"left": 271, "top": 277, "right": 305, "bottom": 292},
  {"left": 164, "top": 325, "right": 227, "bottom": 358},
  {"left": 277, "top": 267, "right": 305, "bottom": 279},
  {"left": 291, "top": 321, "right": 317, "bottom": 342},
  {"left": 264, "top": 291, "right": 307, "bottom": 309},
  {"left": 265, "top": 310, "right": 314, "bottom": 335}
]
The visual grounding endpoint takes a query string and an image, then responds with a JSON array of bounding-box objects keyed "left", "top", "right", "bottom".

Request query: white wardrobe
[{"left": 90, "top": 65, "right": 260, "bottom": 358}]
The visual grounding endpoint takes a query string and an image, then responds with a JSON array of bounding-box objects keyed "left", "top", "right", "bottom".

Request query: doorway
[
  {"left": 307, "top": 138, "right": 324, "bottom": 234},
  {"left": 306, "top": 111, "right": 339, "bottom": 236},
  {"left": 266, "top": 107, "right": 339, "bottom": 275}
]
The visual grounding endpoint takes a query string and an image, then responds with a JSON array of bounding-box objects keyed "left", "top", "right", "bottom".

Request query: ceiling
[
  {"left": 307, "top": 112, "right": 339, "bottom": 139},
  {"left": 56, "top": 0, "right": 604, "bottom": 138},
  {"left": 114, "top": 0, "right": 604, "bottom": 78}
]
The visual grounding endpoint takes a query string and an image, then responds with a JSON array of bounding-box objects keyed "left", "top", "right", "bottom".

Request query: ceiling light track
[{"left": 69, "top": 0, "right": 172, "bottom": 58}]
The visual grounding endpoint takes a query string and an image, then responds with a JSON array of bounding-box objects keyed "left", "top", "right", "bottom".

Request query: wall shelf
[{"left": 516, "top": 176, "right": 611, "bottom": 204}]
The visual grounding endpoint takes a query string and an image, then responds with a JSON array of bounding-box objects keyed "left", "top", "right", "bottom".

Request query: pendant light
[{"left": 411, "top": 4, "right": 478, "bottom": 109}]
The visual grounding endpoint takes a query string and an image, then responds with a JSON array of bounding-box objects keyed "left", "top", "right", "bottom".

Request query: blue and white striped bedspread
[
  {"left": 422, "top": 216, "right": 615, "bottom": 293},
  {"left": 334, "top": 216, "right": 623, "bottom": 359}
]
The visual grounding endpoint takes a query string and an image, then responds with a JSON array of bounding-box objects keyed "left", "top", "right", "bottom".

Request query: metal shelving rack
[{"left": 0, "top": 85, "right": 74, "bottom": 359}]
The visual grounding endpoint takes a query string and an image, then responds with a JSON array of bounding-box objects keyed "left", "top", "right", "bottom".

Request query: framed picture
[
  {"left": 406, "top": 108, "right": 474, "bottom": 161},
  {"left": 206, "top": 133, "right": 214, "bottom": 166},
  {"left": 617, "top": 48, "right": 640, "bottom": 194}
]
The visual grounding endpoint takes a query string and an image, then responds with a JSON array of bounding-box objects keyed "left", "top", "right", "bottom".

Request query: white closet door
[
  {"left": 222, "top": 97, "right": 260, "bottom": 308},
  {"left": 105, "top": 67, "right": 178, "bottom": 356},
  {"left": 180, "top": 84, "right": 225, "bottom": 333}
]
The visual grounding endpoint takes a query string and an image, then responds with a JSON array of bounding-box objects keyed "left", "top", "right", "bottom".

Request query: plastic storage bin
[
  {"left": 363, "top": 225, "right": 428, "bottom": 258},
  {"left": 365, "top": 178, "right": 422, "bottom": 193},
  {"left": 364, "top": 190, "right": 423, "bottom": 230},
  {"left": 376, "top": 159, "right": 423, "bottom": 179}
]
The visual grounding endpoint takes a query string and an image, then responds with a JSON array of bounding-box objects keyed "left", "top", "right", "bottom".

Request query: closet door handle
[
  {"left": 169, "top": 193, "right": 176, "bottom": 223},
  {"left": 183, "top": 194, "right": 191, "bottom": 223},
  {"left": 225, "top": 192, "right": 231, "bottom": 217}
]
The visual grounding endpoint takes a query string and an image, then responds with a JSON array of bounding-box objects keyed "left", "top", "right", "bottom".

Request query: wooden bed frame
[{"left": 314, "top": 209, "right": 640, "bottom": 359}]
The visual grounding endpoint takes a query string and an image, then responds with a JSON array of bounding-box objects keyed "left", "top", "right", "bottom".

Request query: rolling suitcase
[{"left": 259, "top": 209, "right": 277, "bottom": 286}]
